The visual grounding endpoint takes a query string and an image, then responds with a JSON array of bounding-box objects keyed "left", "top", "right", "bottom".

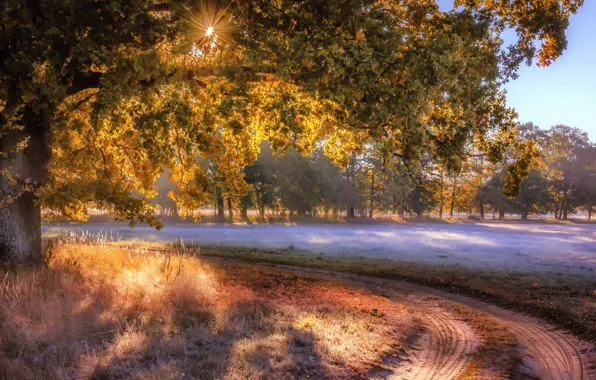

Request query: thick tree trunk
[
  {"left": 0, "top": 193, "right": 42, "bottom": 262},
  {"left": 521, "top": 211, "right": 528, "bottom": 220},
  {"left": 0, "top": 111, "right": 50, "bottom": 263},
  {"left": 499, "top": 209, "right": 505, "bottom": 220},
  {"left": 478, "top": 202, "right": 484, "bottom": 219},
  {"left": 588, "top": 207, "right": 592, "bottom": 221}
]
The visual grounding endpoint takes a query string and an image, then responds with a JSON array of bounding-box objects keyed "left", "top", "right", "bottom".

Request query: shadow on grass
[
  {"left": 84, "top": 293, "right": 342, "bottom": 379},
  {"left": 1, "top": 252, "right": 379, "bottom": 379}
]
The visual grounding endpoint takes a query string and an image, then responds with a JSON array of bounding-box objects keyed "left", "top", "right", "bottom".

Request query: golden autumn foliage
[{"left": 0, "top": 0, "right": 584, "bottom": 260}]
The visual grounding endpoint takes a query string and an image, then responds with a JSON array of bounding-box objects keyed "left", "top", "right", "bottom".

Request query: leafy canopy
[{"left": 0, "top": 0, "right": 583, "bottom": 225}]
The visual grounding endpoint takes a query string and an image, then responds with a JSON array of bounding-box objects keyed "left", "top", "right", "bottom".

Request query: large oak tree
[{"left": 0, "top": 0, "right": 583, "bottom": 262}]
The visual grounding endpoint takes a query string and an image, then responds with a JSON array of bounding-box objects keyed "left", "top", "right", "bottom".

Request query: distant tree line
[
  {"left": 151, "top": 123, "right": 596, "bottom": 221},
  {"left": 476, "top": 124, "right": 596, "bottom": 220}
]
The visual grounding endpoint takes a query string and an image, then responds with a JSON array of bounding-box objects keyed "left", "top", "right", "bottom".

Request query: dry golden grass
[{"left": 0, "top": 241, "right": 416, "bottom": 379}]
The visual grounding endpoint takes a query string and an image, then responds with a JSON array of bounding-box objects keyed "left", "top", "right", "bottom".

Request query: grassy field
[
  {"left": 1, "top": 240, "right": 591, "bottom": 378},
  {"left": 0, "top": 242, "right": 424, "bottom": 379},
  {"left": 187, "top": 244, "right": 596, "bottom": 343}
]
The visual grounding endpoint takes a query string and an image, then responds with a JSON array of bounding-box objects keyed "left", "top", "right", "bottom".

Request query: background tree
[
  {"left": 511, "top": 170, "right": 552, "bottom": 220},
  {"left": 575, "top": 146, "right": 596, "bottom": 219},
  {"left": 543, "top": 125, "right": 591, "bottom": 219},
  {"left": 408, "top": 185, "right": 436, "bottom": 217},
  {"left": 478, "top": 175, "right": 511, "bottom": 219},
  {"left": 312, "top": 149, "right": 345, "bottom": 218},
  {"left": 241, "top": 143, "right": 278, "bottom": 219}
]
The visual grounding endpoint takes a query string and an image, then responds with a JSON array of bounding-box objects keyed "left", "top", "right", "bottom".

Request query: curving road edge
[{"left": 231, "top": 261, "right": 596, "bottom": 380}]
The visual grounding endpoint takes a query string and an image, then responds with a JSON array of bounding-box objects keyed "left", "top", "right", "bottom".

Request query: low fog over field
[{"left": 43, "top": 222, "right": 596, "bottom": 275}]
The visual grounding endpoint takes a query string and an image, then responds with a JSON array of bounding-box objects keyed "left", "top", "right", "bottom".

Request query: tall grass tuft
[{"left": 0, "top": 235, "right": 414, "bottom": 379}]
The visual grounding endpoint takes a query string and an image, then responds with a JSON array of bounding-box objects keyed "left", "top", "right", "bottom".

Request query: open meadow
[{"left": 27, "top": 222, "right": 596, "bottom": 379}]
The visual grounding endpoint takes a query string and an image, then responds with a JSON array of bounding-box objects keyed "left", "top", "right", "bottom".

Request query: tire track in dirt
[
  {"left": 209, "top": 257, "right": 479, "bottom": 379},
  {"left": 237, "top": 262, "right": 596, "bottom": 380},
  {"left": 389, "top": 303, "right": 478, "bottom": 380},
  {"left": 386, "top": 282, "right": 595, "bottom": 380}
]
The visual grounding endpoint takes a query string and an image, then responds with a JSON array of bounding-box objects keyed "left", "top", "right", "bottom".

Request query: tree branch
[
  {"left": 150, "top": 3, "right": 171, "bottom": 12},
  {"left": 65, "top": 72, "right": 103, "bottom": 96},
  {"left": 64, "top": 65, "right": 249, "bottom": 98},
  {"left": 70, "top": 93, "right": 97, "bottom": 111},
  {"left": 393, "top": 152, "right": 420, "bottom": 186}
]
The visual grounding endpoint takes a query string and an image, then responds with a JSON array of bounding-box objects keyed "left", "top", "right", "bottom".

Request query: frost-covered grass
[{"left": 43, "top": 222, "right": 596, "bottom": 276}]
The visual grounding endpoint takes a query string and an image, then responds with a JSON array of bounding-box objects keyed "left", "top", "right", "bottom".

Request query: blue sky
[
  {"left": 504, "top": 2, "right": 596, "bottom": 140},
  {"left": 438, "top": 1, "right": 596, "bottom": 140}
]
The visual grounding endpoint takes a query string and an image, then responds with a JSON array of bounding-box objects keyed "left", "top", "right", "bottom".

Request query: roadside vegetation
[{"left": 0, "top": 241, "right": 423, "bottom": 379}]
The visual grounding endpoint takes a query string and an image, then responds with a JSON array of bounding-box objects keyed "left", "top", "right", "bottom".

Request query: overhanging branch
[
  {"left": 393, "top": 152, "right": 420, "bottom": 186},
  {"left": 65, "top": 72, "right": 103, "bottom": 96}
]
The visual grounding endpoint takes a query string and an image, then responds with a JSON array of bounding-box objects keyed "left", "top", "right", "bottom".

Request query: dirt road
[{"left": 235, "top": 262, "right": 596, "bottom": 379}]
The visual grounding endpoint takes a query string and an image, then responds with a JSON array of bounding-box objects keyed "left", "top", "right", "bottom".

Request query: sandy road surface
[
  {"left": 43, "top": 222, "right": 596, "bottom": 275},
  {"left": 241, "top": 262, "right": 596, "bottom": 380}
]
